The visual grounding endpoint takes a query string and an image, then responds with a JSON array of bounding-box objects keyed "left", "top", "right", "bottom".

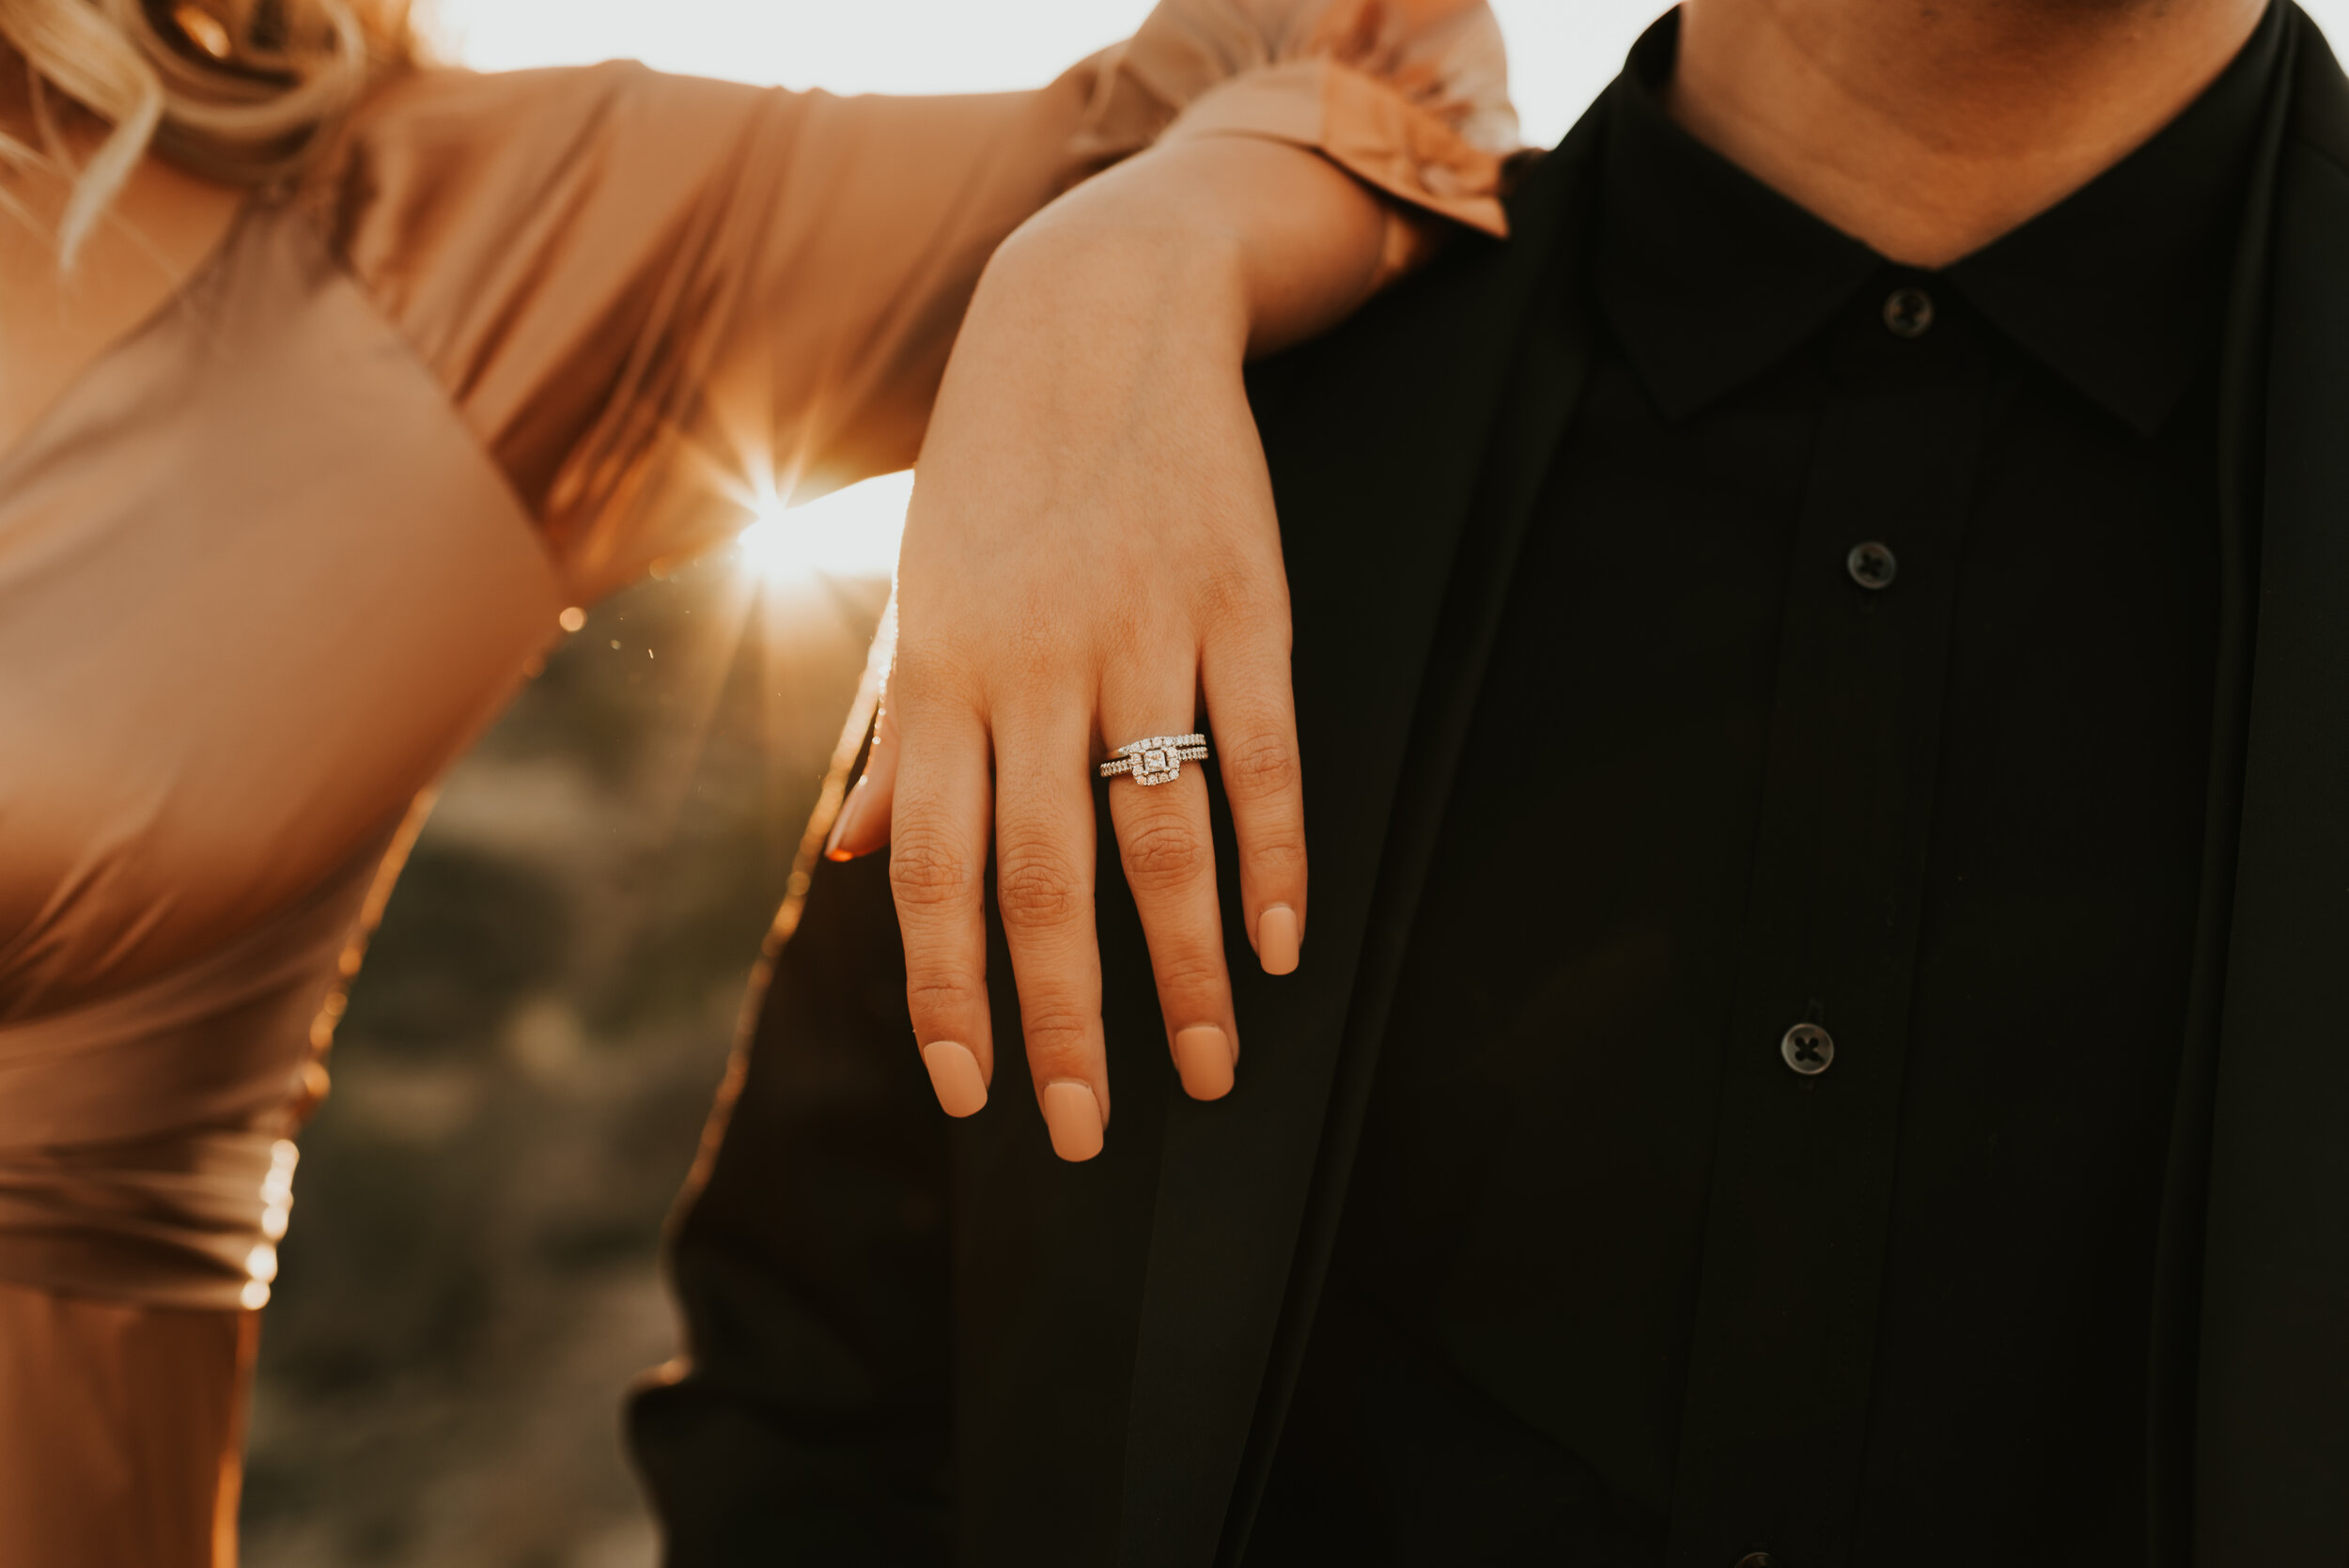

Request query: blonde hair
[{"left": 0, "top": 0, "right": 412, "bottom": 263}]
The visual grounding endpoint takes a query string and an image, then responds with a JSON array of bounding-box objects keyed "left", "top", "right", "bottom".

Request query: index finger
[{"left": 887, "top": 697, "right": 999, "bottom": 1121}]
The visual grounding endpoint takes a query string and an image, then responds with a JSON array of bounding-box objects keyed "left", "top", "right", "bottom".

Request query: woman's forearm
[{"left": 978, "top": 133, "right": 1401, "bottom": 366}]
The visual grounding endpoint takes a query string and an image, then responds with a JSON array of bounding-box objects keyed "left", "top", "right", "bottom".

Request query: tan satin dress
[{"left": 0, "top": 2, "right": 1513, "bottom": 1561}]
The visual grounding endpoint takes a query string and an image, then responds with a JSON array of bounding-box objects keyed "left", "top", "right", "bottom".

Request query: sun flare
[{"left": 735, "top": 471, "right": 914, "bottom": 586}]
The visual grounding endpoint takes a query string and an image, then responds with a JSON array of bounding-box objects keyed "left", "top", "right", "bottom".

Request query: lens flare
[{"left": 735, "top": 472, "right": 912, "bottom": 587}]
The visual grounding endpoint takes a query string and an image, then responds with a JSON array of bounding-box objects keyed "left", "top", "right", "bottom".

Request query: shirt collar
[{"left": 1598, "top": 4, "right": 2283, "bottom": 434}]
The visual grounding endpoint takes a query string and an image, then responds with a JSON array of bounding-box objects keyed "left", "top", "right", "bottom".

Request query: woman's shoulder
[
  {"left": 306, "top": 59, "right": 778, "bottom": 372},
  {"left": 320, "top": 60, "right": 758, "bottom": 248},
  {"left": 350, "top": 54, "right": 645, "bottom": 118}
]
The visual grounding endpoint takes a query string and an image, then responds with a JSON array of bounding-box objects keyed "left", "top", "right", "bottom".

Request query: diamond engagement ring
[{"left": 1098, "top": 733, "right": 1209, "bottom": 787}]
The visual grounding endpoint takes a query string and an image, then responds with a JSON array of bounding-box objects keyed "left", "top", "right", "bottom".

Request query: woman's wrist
[
  {"left": 978, "top": 206, "right": 1255, "bottom": 367},
  {"left": 983, "top": 134, "right": 1392, "bottom": 362}
]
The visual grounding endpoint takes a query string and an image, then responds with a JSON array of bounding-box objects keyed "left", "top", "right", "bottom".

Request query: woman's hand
[{"left": 823, "top": 135, "right": 1399, "bottom": 1160}]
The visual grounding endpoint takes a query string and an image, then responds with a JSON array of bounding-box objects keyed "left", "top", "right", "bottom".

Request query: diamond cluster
[{"left": 1102, "top": 733, "right": 1208, "bottom": 787}]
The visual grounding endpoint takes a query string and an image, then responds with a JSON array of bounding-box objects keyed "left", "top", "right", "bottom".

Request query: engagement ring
[{"left": 1098, "top": 733, "right": 1208, "bottom": 786}]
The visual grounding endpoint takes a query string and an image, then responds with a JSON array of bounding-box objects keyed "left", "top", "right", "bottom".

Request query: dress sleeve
[
  {"left": 322, "top": 0, "right": 1517, "bottom": 602},
  {"left": 1081, "top": 0, "right": 1516, "bottom": 279}
]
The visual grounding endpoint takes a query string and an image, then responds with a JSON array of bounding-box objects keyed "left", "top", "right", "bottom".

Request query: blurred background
[{"left": 226, "top": 0, "right": 2155, "bottom": 1561}]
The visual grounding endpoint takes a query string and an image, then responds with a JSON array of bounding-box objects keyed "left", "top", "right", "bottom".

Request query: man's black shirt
[{"left": 1255, "top": 11, "right": 2283, "bottom": 1560}]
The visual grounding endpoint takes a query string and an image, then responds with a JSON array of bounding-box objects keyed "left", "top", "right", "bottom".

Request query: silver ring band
[{"left": 1098, "top": 733, "right": 1209, "bottom": 787}]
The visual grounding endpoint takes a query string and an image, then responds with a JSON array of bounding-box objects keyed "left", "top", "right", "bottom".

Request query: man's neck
[{"left": 1668, "top": 0, "right": 2268, "bottom": 267}]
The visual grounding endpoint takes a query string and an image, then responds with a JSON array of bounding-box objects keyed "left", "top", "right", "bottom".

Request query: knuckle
[
  {"left": 890, "top": 840, "right": 976, "bottom": 910},
  {"left": 905, "top": 972, "right": 983, "bottom": 1020},
  {"left": 886, "top": 644, "right": 973, "bottom": 710},
  {"left": 996, "top": 848, "right": 1088, "bottom": 927},
  {"left": 1197, "top": 557, "right": 1280, "bottom": 630},
  {"left": 1224, "top": 732, "right": 1300, "bottom": 801},
  {"left": 1018, "top": 1004, "right": 1097, "bottom": 1064},
  {"left": 1004, "top": 598, "right": 1082, "bottom": 681},
  {"left": 1150, "top": 946, "right": 1227, "bottom": 1001},
  {"left": 1245, "top": 832, "right": 1308, "bottom": 887},
  {"left": 1121, "top": 815, "right": 1207, "bottom": 891}
]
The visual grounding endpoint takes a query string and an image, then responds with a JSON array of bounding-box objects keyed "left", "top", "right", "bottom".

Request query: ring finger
[{"left": 1101, "top": 685, "right": 1239, "bottom": 1102}]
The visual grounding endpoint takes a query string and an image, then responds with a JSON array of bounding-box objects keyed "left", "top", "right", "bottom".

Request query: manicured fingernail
[
  {"left": 824, "top": 781, "right": 869, "bottom": 862},
  {"left": 1259, "top": 905, "right": 1301, "bottom": 975},
  {"left": 921, "top": 1041, "right": 988, "bottom": 1117},
  {"left": 1042, "top": 1080, "right": 1105, "bottom": 1161},
  {"left": 1173, "top": 1026, "right": 1235, "bottom": 1100}
]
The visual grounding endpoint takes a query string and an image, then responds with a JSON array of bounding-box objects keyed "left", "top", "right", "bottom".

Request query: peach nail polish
[
  {"left": 921, "top": 1040, "right": 988, "bottom": 1117},
  {"left": 824, "top": 782, "right": 868, "bottom": 862},
  {"left": 1042, "top": 1081, "right": 1105, "bottom": 1161},
  {"left": 1173, "top": 1026, "right": 1235, "bottom": 1100},
  {"left": 1259, "top": 905, "right": 1301, "bottom": 975}
]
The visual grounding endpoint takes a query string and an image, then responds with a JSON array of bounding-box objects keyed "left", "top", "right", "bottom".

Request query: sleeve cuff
[{"left": 1160, "top": 56, "right": 1508, "bottom": 240}]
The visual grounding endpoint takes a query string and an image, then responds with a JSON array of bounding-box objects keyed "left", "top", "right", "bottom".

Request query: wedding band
[{"left": 1098, "top": 733, "right": 1209, "bottom": 787}]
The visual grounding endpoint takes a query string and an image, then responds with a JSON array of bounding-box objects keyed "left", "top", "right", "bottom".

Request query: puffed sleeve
[
  {"left": 320, "top": 0, "right": 1517, "bottom": 602},
  {"left": 1080, "top": 0, "right": 1515, "bottom": 280}
]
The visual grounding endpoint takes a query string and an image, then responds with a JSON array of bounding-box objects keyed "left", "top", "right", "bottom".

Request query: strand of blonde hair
[{"left": 0, "top": 0, "right": 406, "bottom": 264}]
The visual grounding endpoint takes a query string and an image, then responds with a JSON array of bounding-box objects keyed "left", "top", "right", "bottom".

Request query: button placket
[{"left": 1665, "top": 280, "right": 1992, "bottom": 1563}]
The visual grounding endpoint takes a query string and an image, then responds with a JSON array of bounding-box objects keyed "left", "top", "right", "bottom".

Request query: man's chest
[{"left": 1334, "top": 318, "right": 2222, "bottom": 1551}]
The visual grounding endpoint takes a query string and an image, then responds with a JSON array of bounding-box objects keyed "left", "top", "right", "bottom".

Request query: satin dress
[{"left": 0, "top": 1, "right": 1513, "bottom": 1561}]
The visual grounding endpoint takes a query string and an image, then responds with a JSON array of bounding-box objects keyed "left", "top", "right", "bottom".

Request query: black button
[
  {"left": 1847, "top": 540, "right": 1897, "bottom": 589},
  {"left": 1883, "top": 286, "right": 1934, "bottom": 337},
  {"left": 1781, "top": 1023, "right": 1833, "bottom": 1076},
  {"left": 1735, "top": 1556, "right": 1781, "bottom": 1568}
]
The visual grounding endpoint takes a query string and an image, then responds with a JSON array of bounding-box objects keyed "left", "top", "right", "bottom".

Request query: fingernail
[
  {"left": 1041, "top": 1080, "right": 1105, "bottom": 1161},
  {"left": 921, "top": 1041, "right": 988, "bottom": 1117},
  {"left": 1259, "top": 905, "right": 1301, "bottom": 976},
  {"left": 1173, "top": 1026, "right": 1235, "bottom": 1100},
  {"left": 823, "top": 781, "right": 868, "bottom": 862}
]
